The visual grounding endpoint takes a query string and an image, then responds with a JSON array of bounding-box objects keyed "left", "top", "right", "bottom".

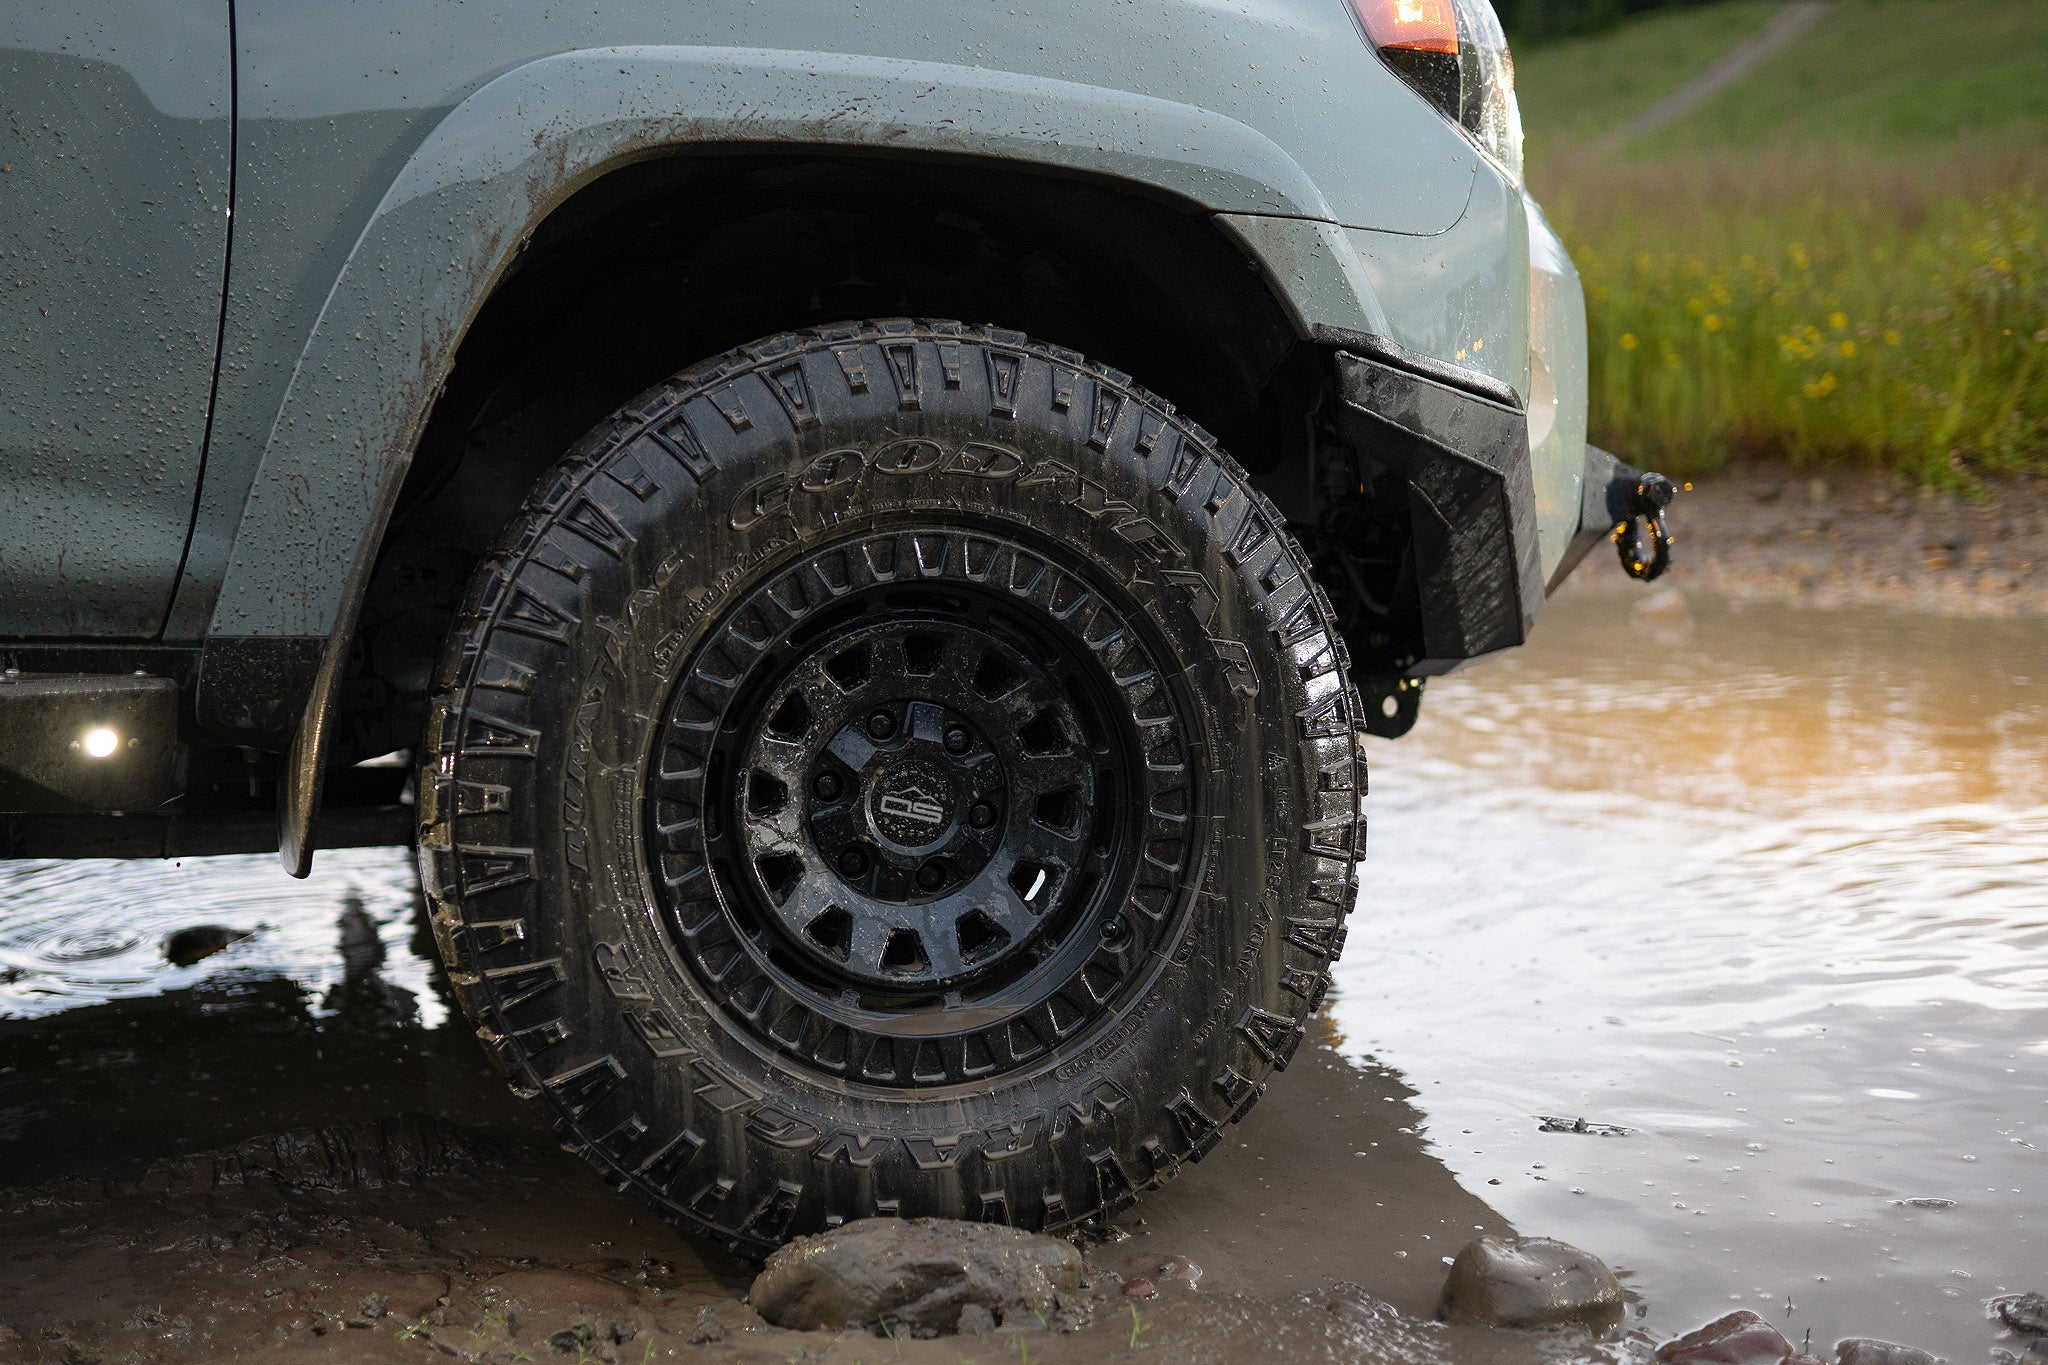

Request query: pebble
[
  {"left": 749, "top": 1216, "right": 1081, "bottom": 1334},
  {"left": 1437, "top": 1236, "right": 1624, "bottom": 1332},
  {"left": 1836, "top": 1339, "right": 1944, "bottom": 1365},
  {"left": 1998, "top": 1293, "right": 2048, "bottom": 1335},
  {"left": 688, "top": 1306, "right": 726, "bottom": 1345},
  {"left": 330, "top": 1268, "right": 449, "bottom": 1322},
  {"left": 162, "top": 925, "right": 252, "bottom": 967},
  {"left": 1654, "top": 1309, "right": 1794, "bottom": 1364},
  {"left": 1121, "top": 1277, "right": 1158, "bottom": 1299}
]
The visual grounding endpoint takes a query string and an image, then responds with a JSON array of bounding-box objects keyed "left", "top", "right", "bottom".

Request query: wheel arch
[{"left": 204, "top": 45, "right": 1391, "bottom": 873}]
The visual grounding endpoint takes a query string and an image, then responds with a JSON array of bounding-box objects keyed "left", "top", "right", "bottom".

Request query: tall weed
[{"left": 1538, "top": 146, "right": 2048, "bottom": 484}]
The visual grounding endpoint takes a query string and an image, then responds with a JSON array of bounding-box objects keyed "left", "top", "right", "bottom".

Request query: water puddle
[
  {"left": 0, "top": 585, "right": 2039, "bottom": 1362},
  {"left": 1338, "top": 586, "right": 2047, "bottom": 1360}
]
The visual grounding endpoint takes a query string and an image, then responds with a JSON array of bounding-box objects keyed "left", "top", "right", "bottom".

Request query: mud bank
[
  {"left": 0, "top": 1045, "right": 1603, "bottom": 1365},
  {"left": 1638, "top": 461, "right": 2048, "bottom": 614}
]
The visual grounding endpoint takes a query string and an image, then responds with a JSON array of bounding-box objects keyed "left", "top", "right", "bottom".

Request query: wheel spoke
[
  {"left": 750, "top": 736, "right": 810, "bottom": 783},
  {"left": 825, "top": 727, "right": 878, "bottom": 772},
  {"left": 907, "top": 699, "right": 948, "bottom": 745},
  {"left": 846, "top": 916, "right": 893, "bottom": 978},
  {"left": 1013, "top": 751, "right": 1089, "bottom": 793}
]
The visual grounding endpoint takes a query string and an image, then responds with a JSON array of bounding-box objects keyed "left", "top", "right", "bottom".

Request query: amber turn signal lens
[{"left": 1347, "top": 0, "right": 1459, "bottom": 54}]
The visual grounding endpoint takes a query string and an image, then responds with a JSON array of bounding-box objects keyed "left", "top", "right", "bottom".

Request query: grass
[
  {"left": 1521, "top": 0, "right": 2048, "bottom": 484},
  {"left": 1514, "top": 0, "right": 1778, "bottom": 157}
]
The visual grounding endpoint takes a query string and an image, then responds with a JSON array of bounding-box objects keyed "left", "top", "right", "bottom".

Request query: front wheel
[{"left": 419, "top": 321, "right": 1362, "bottom": 1254}]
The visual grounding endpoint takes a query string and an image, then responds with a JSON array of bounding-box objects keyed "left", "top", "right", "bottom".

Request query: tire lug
[
  {"left": 916, "top": 861, "right": 946, "bottom": 892},
  {"left": 1101, "top": 915, "right": 1128, "bottom": 945},
  {"left": 943, "top": 726, "right": 970, "bottom": 754},
  {"left": 867, "top": 710, "right": 896, "bottom": 740},
  {"left": 968, "top": 801, "right": 996, "bottom": 829},
  {"left": 838, "top": 847, "right": 869, "bottom": 877},
  {"left": 813, "top": 772, "right": 842, "bottom": 800}
]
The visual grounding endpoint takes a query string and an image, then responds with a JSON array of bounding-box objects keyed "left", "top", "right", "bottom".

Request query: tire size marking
[{"left": 723, "top": 436, "right": 1255, "bottom": 697}]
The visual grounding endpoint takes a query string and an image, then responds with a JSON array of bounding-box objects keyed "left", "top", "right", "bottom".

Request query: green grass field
[{"left": 1521, "top": 0, "right": 2048, "bottom": 484}]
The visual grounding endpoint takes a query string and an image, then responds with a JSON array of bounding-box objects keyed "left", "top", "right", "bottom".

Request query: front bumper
[{"left": 1330, "top": 346, "right": 1672, "bottom": 717}]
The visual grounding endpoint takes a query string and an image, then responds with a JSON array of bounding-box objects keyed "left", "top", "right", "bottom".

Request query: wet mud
[{"left": 1, "top": 581, "right": 2042, "bottom": 1364}]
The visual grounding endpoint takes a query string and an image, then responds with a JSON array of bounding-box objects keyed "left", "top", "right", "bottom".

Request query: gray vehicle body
[{"left": 1, "top": 0, "right": 1613, "bottom": 866}]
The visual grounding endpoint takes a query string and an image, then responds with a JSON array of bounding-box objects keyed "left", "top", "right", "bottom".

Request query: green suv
[{"left": 0, "top": 0, "right": 1668, "bottom": 1252}]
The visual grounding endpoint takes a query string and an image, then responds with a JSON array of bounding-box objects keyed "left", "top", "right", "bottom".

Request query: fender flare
[{"left": 205, "top": 45, "right": 1398, "bottom": 872}]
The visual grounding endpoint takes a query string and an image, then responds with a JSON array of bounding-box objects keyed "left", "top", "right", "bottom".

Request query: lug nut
[
  {"left": 867, "top": 710, "right": 896, "bottom": 740},
  {"left": 838, "top": 847, "right": 869, "bottom": 877},
  {"left": 1100, "top": 915, "right": 1128, "bottom": 944},
  {"left": 943, "top": 726, "right": 970, "bottom": 754},
  {"left": 813, "top": 772, "right": 842, "bottom": 800},
  {"left": 916, "top": 861, "right": 947, "bottom": 891},
  {"left": 968, "top": 801, "right": 996, "bottom": 829}
]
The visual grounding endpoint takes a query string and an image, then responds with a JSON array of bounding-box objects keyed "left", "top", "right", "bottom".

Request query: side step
[{"left": 0, "top": 672, "right": 179, "bottom": 814}]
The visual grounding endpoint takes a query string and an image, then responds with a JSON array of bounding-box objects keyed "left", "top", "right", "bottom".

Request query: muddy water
[
  {"left": 1341, "top": 585, "right": 2047, "bottom": 1361},
  {"left": 0, "top": 585, "right": 2039, "bottom": 1363}
]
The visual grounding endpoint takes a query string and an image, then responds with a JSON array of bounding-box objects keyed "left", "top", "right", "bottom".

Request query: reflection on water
[
  {"left": 1336, "top": 587, "right": 2047, "bottom": 1361},
  {"left": 0, "top": 848, "right": 526, "bottom": 1187},
  {"left": 0, "top": 848, "right": 440, "bottom": 1025}
]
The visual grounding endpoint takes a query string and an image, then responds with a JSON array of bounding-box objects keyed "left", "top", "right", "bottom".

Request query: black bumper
[{"left": 1330, "top": 347, "right": 1670, "bottom": 698}]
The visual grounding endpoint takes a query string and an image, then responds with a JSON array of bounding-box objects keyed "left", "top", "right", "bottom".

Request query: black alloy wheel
[{"left": 422, "top": 320, "right": 1362, "bottom": 1255}]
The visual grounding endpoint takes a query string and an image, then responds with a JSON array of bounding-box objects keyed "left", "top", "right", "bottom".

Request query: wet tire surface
[{"left": 418, "top": 320, "right": 1364, "bottom": 1254}]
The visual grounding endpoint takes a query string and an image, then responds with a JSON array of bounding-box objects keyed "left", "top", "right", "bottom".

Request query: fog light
[{"left": 82, "top": 727, "right": 119, "bottom": 759}]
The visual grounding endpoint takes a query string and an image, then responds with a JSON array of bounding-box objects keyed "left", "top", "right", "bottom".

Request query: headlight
[{"left": 1345, "top": 0, "right": 1524, "bottom": 183}]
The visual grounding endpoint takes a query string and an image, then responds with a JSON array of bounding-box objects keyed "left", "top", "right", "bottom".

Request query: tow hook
[
  {"left": 1614, "top": 472, "right": 1676, "bottom": 582},
  {"left": 1550, "top": 447, "right": 1682, "bottom": 593}
]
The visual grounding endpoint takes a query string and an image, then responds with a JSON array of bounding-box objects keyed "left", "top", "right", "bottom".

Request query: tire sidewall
[{"left": 422, "top": 325, "right": 1357, "bottom": 1250}]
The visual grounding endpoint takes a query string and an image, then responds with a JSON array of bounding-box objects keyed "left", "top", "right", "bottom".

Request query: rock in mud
[
  {"left": 1438, "top": 1236, "right": 1624, "bottom": 1332},
  {"left": 1997, "top": 1294, "right": 2048, "bottom": 1335},
  {"left": 750, "top": 1217, "right": 1081, "bottom": 1334},
  {"left": 329, "top": 1267, "right": 449, "bottom": 1321},
  {"left": 1836, "top": 1339, "right": 1944, "bottom": 1365},
  {"left": 162, "top": 925, "right": 252, "bottom": 966},
  {"left": 1654, "top": 1310, "right": 1793, "bottom": 1363}
]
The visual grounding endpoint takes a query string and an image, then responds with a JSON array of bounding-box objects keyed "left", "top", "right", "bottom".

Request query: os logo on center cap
[{"left": 870, "top": 760, "right": 953, "bottom": 846}]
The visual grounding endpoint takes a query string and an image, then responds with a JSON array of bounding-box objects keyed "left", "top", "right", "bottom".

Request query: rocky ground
[
  {"left": 1633, "top": 462, "right": 2048, "bottom": 616},
  {"left": 5, "top": 1037, "right": 2031, "bottom": 1365}
]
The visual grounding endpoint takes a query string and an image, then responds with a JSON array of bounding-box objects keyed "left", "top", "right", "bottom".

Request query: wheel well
[{"left": 338, "top": 151, "right": 1311, "bottom": 763}]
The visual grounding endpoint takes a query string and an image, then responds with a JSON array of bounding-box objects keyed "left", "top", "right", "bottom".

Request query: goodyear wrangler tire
[{"left": 419, "top": 320, "right": 1362, "bottom": 1255}]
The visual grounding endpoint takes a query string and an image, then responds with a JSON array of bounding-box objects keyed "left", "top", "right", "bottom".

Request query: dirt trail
[
  {"left": 1600, "top": 461, "right": 2048, "bottom": 615},
  {"left": 1605, "top": 0, "right": 1830, "bottom": 143}
]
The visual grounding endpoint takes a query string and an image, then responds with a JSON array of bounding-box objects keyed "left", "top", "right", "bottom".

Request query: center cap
[{"left": 868, "top": 757, "right": 955, "bottom": 849}]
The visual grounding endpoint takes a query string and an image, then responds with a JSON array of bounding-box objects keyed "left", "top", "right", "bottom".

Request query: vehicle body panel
[
  {"left": 0, "top": 0, "right": 1615, "bottom": 869},
  {"left": 167, "top": 0, "right": 1483, "bottom": 642},
  {"left": 0, "top": 3, "right": 230, "bottom": 637}
]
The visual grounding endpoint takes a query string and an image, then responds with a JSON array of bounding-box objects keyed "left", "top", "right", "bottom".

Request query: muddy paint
[{"left": 1342, "top": 582, "right": 2046, "bottom": 1362}]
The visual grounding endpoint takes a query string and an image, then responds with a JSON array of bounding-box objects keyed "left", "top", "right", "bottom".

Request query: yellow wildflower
[
  {"left": 1619, "top": 333, "right": 1639, "bottom": 351},
  {"left": 1789, "top": 242, "right": 1811, "bottom": 271},
  {"left": 1828, "top": 312, "right": 1848, "bottom": 331},
  {"left": 1884, "top": 329, "right": 1902, "bottom": 346},
  {"left": 1803, "top": 373, "right": 1839, "bottom": 400},
  {"left": 1704, "top": 314, "right": 1724, "bottom": 333},
  {"left": 1839, "top": 339, "right": 1857, "bottom": 358}
]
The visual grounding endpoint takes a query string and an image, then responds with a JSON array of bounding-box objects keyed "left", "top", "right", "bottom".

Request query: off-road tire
[{"left": 419, "top": 320, "right": 1362, "bottom": 1255}]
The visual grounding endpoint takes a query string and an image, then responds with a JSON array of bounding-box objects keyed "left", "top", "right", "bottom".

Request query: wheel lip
[{"left": 637, "top": 514, "right": 1214, "bottom": 1092}]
